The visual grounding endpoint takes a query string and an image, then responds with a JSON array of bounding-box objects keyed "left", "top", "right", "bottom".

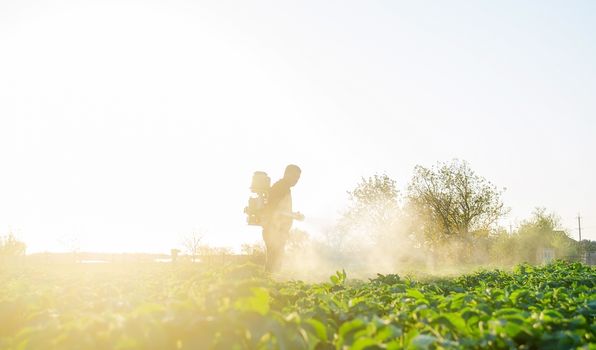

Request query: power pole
[
  {"left": 577, "top": 214, "right": 582, "bottom": 242},
  {"left": 577, "top": 214, "right": 585, "bottom": 264}
]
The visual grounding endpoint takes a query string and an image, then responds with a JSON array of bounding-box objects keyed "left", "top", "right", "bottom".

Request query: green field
[{"left": 1, "top": 261, "right": 594, "bottom": 349}]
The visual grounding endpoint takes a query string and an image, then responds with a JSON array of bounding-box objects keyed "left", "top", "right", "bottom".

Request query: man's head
[{"left": 283, "top": 164, "right": 301, "bottom": 187}]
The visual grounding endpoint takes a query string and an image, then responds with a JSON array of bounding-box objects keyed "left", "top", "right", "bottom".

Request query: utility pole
[
  {"left": 577, "top": 214, "right": 582, "bottom": 242},
  {"left": 577, "top": 214, "right": 585, "bottom": 264}
]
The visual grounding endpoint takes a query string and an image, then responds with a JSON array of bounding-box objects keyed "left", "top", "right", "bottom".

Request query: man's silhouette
[{"left": 262, "top": 164, "right": 303, "bottom": 273}]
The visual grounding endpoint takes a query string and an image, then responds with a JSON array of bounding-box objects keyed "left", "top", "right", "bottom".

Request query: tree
[
  {"left": 578, "top": 239, "right": 596, "bottom": 253},
  {"left": 515, "top": 208, "right": 576, "bottom": 263},
  {"left": 240, "top": 241, "right": 266, "bottom": 264},
  {"left": 517, "top": 208, "right": 560, "bottom": 236},
  {"left": 0, "top": 233, "right": 26, "bottom": 256},
  {"left": 286, "top": 228, "right": 310, "bottom": 253},
  {"left": 487, "top": 228, "right": 518, "bottom": 265},
  {"left": 336, "top": 174, "right": 401, "bottom": 247},
  {"left": 407, "top": 159, "right": 508, "bottom": 244},
  {"left": 240, "top": 242, "right": 265, "bottom": 256},
  {"left": 182, "top": 230, "right": 204, "bottom": 262}
]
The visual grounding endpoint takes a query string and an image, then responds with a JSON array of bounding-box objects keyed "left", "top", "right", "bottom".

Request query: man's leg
[
  {"left": 267, "top": 237, "right": 282, "bottom": 273},
  {"left": 263, "top": 230, "right": 285, "bottom": 273},
  {"left": 263, "top": 229, "right": 274, "bottom": 272},
  {"left": 263, "top": 225, "right": 290, "bottom": 273},
  {"left": 273, "top": 237, "right": 288, "bottom": 272}
]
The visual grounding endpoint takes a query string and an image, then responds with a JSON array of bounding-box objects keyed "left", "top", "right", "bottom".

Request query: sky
[{"left": 1, "top": 0, "right": 595, "bottom": 253}]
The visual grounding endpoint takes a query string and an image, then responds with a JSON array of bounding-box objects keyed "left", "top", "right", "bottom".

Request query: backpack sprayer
[{"left": 244, "top": 171, "right": 271, "bottom": 226}]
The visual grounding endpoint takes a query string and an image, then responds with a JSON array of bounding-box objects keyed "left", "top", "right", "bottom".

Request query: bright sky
[{"left": 1, "top": 1, "right": 595, "bottom": 253}]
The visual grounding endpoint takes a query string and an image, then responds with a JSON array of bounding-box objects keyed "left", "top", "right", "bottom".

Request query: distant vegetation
[{"left": 291, "top": 159, "right": 592, "bottom": 273}]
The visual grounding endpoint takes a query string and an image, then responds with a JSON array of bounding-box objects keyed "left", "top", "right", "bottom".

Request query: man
[{"left": 262, "top": 164, "right": 304, "bottom": 273}]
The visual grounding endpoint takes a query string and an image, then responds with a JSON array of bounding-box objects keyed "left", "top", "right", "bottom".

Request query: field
[{"left": 0, "top": 260, "right": 594, "bottom": 349}]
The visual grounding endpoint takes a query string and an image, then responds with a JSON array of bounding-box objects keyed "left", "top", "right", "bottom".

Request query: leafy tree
[
  {"left": 515, "top": 208, "right": 576, "bottom": 263},
  {"left": 406, "top": 159, "right": 508, "bottom": 244},
  {"left": 517, "top": 207, "right": 560, "bottom": 234},
  {"left": 0, "top": 233, "right": 26, "bottom": 256},
  {"left": 578, "top": 239, "right": 596, "bottom": 253},
  {"left": 487, "top": 228, "right": 518, "bottom": 265},
  {"left": 337, "top": 174, "right": 401, "bottom": 247}
]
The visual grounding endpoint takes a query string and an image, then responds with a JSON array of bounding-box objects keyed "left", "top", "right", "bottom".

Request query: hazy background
[{"left": 1, "top": 0, "right": 595, "bottom": 253}]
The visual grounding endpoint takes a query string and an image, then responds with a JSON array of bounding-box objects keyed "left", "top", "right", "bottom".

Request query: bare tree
[
  {"left": 182, "top": 230, "right": 204, "bottom": 262},
  {"left": 0, "top": 232, "right": 26, "bottom": 256}
]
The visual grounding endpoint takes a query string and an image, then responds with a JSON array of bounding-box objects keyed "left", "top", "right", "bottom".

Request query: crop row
[{"left": 0, "top": 261, "right": 594, "bottom": 349}]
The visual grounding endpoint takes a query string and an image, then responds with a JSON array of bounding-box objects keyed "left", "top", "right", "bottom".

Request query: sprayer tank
[{"left": 250, "top": 171, "right": 270, "bottom": 194}]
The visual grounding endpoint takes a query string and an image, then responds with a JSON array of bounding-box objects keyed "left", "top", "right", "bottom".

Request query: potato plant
[{"left": 0, "top": 261, "right": 594, "bottom": 349}]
